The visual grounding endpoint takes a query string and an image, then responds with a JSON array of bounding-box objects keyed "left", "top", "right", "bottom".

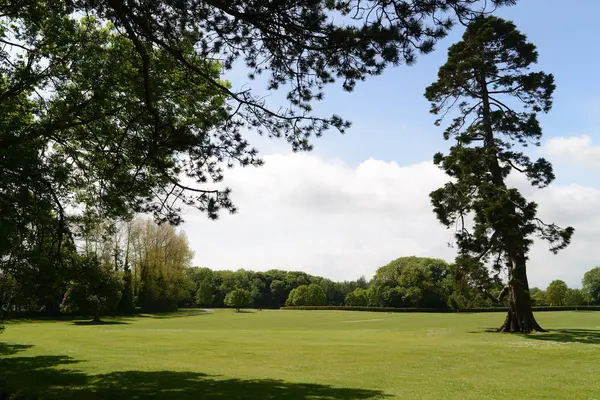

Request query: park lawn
[{"left": 1, "top": 310, "right": 600, "bottom": 399}]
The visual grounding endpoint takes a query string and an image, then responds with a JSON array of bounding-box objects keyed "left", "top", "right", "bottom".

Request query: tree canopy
[
  {"left": 224, "top": 289, "right": 251, "bottom": 311},
  {"left": 582, "top": 267, "right": 600, "bottom": 305},
  {"left": 425, "top": 16, "right": 573, "bottom": 332}
]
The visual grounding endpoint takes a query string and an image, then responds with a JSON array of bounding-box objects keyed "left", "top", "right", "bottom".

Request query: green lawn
[{"left": 1, "top": 310, "right": 600, "bottom": 399}]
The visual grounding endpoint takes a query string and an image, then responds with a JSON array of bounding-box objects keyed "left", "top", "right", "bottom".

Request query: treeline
[
  {"left": 2, "top": 215, "right": 599, "bottom": 319},
  {"left": 0, "top": 217, "right": 193, "bottom": 319}
]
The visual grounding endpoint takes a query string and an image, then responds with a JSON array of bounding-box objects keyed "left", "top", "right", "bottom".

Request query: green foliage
[
  {"left": 368, "top": 257, "right": 452, "bottom": 308},
  {"left": 285, "top": 284, "right": 327, "bottom": 307},
  {"left": 61, "top": 256, "right": 123, "bottom": 320},
  {"left": 545, "top": 280, "right": 569, "bottom": 306},
  {"left": 564, "top": 289, "right": 586, "bottom": 307},
  {"left": 582, "top": 267, "right": 600, "bottom": 305},
  {"left": 132, "top": 219, "right": 194, "bottom": 312},
  {"left": 224, "top": 289, "right": 252, "bottom": 311},
  {"left": 345, "top": 288, "right": 369, "bottom": 306},
  {"left": 529, "top": 288, "right": 547, "bottom": 306}
]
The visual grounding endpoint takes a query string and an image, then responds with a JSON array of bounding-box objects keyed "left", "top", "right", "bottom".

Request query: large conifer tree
[{"left": 425, "top": 16, "right": 574, "bottom": 332}]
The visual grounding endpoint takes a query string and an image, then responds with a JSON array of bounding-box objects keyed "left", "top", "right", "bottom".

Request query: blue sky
[
  {"left": 184, "top": 1, "right": 600, "bottom": 288},
  {"left": 232, "top": 1, "right": 600, "bottom": 185}
]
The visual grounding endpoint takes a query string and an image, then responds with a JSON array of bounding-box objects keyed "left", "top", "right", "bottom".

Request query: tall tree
[{"left": 425, "top": 16, "right": 573, "bottom": 332}]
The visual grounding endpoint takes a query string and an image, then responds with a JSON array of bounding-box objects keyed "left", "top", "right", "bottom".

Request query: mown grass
[{"left": 2, "top": 310, "right": 600, "bottom": 399}]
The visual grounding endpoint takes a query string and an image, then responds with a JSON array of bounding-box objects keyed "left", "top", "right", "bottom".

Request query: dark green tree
[
  {"left": 61, "top": 256, "right": 124, "bottom": 322},
  {"left": 582, "top": 267, "right": 600, "bottom": 305},
  {"left": 224, "top": 289, "right": 252, "bottom": 312},
  {"left": 425, "top": 16, "right": 574, "bottom": 332}
]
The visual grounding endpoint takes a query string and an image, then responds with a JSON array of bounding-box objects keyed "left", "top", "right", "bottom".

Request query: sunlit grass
[{"left": 2, "top": 310, "right": 600, "bottom": 399}]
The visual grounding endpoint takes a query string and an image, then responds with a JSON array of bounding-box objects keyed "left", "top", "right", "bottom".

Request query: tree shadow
[
  {"left": 0, "top": 345, "right": 390, "bottom": 399},
  {"left": 72, "top": 320, "right": 130, "bottom": 326},
  {"left": 0, "top": 342, "right": 33, "bottom": 356},
  {"left": 135, "top": 309, "right": 213, "bottom": 319},
  {"left": 525, "top": 329, "right": 600, "bottom": 345}
]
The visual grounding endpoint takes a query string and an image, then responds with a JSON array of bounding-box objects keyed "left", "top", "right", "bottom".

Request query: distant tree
[
  {"left": 61, "top": 256, "right": 123, "bottom": 322},
  {"left": 529, "top": 288, "right": 547, "bottom": 307},
  {"left": 564, "top": 289, "right": 585, "bottom": 307},
  {"left": 285, "top": 284, "right": 327, "bottom": 306},
  {"left": 224, "top": 289, "right": 251, "bottom": 312},
  {"left": 270, "top": 280, "right": 287, "bottom": 307},
  {"left": 545, "top": 280, "right": 568, "bottom": 306},
  {"left": 195, "top": 283, "right": 215, "bottom": 306},
  {"left": 369, "top": 257, "right": 451, "bottom": 308},
  {"left": 189, "top": 267, "right": 216, "bottom": 306},
  {"left": 425, "top": 16, "right": 573, "bottom": 332},
  {"left": 131, "top": 218, "right": 194, "bottom": 312},
  {"left": 345, "top": 288, "right": 369, "bottom": 307},
  {"left": 582, "top": 267, "right": 600, "bottom": 305}
]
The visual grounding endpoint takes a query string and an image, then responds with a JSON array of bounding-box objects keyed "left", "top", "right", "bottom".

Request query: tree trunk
[
  {"left": 93, "top": 306, "right": 101, "bottom": 323},
  {"left": 499, "top": 256, "right": 544, "bottom": 333},
  {"left": 477, "top": 72, "right": 544, "bottom": 334}
]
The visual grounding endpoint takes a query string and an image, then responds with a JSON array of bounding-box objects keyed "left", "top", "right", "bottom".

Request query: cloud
[
  {"left": 181, "top": 153, "right": 600, "bottom": 289},
  {"left": 543, "top": 135, "right": 600, "bottom": 170}
]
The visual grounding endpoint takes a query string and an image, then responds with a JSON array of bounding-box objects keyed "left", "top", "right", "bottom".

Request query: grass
[{"left": 2, "top": 310, "right": 600, "bottom": 399}]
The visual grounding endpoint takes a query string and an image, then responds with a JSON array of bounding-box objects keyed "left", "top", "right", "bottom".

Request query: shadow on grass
[
  {"left": 0, "top": 344, "right": 389, "bottom": 399},
  {"left": 135, "top": 309, "right": 214, "bottom": 319},
  {"left": 467, "top": 328, "right": 600, "bottom": 345},
  {"left": 72, "top": 320, "right": 130, "bottom": 326},
  {"left": 525, "top": 329, "right": 600, "bottom": 345},
  {"left": 0, "top": 342, "right": 33, "bottom": 356}
]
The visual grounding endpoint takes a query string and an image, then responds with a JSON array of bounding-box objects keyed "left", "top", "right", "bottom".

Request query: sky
[{"left": 179, "top": 1, "right": 600, "bottom": 289}]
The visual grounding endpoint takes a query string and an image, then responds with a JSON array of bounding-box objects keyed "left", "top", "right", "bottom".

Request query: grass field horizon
[{"left": 2, "top": 310, "right": 600, "bottom": 399}]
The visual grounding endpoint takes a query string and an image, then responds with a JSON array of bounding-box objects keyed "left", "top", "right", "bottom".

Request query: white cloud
[
  {"left": 543, "top": 135, "right": 600, "bottom": 170},
  {"left": 181, "top": 152, "right": 600, "bottom": 289}
]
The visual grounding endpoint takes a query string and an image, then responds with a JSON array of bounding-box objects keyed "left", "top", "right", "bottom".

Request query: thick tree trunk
[{"left": 498, "top": 257, "right": 544, "bottom": 333}]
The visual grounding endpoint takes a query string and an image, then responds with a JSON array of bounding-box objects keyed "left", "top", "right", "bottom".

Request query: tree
[
  {"left": 345, "top": 288, "right": 369, "bottom": 306},
  {"left": 224, "top": 289, "right": 251, "bottom": 312},
  {"left": 61, "top": 256, "right": 123, "bottom": 322},
  {"left": 582, "top": 267, "right": 600, "bottom": 305},
  {"left": 529, "top": 288, "right": 547, "bottom": 307},
  {"left": 270, "top": 280, "right": 287, "bottom": 307},
  {"left": 129, "top": 218, "right": 194, "bottom": 312},
  {"left": 545, "top": 280, "right": 568, "bottom": 306},
  {"left": 285, "top": 284, "right": 327, "bottom": 306},
  {"left": 368, "top": 257, "right": 451, "bottom": 308},
  {"left": 564, "top": 289, "right": 585, "bottom": 307},
  {"left": 425, "top": 16, "right": 573, "bottom": 332}
]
